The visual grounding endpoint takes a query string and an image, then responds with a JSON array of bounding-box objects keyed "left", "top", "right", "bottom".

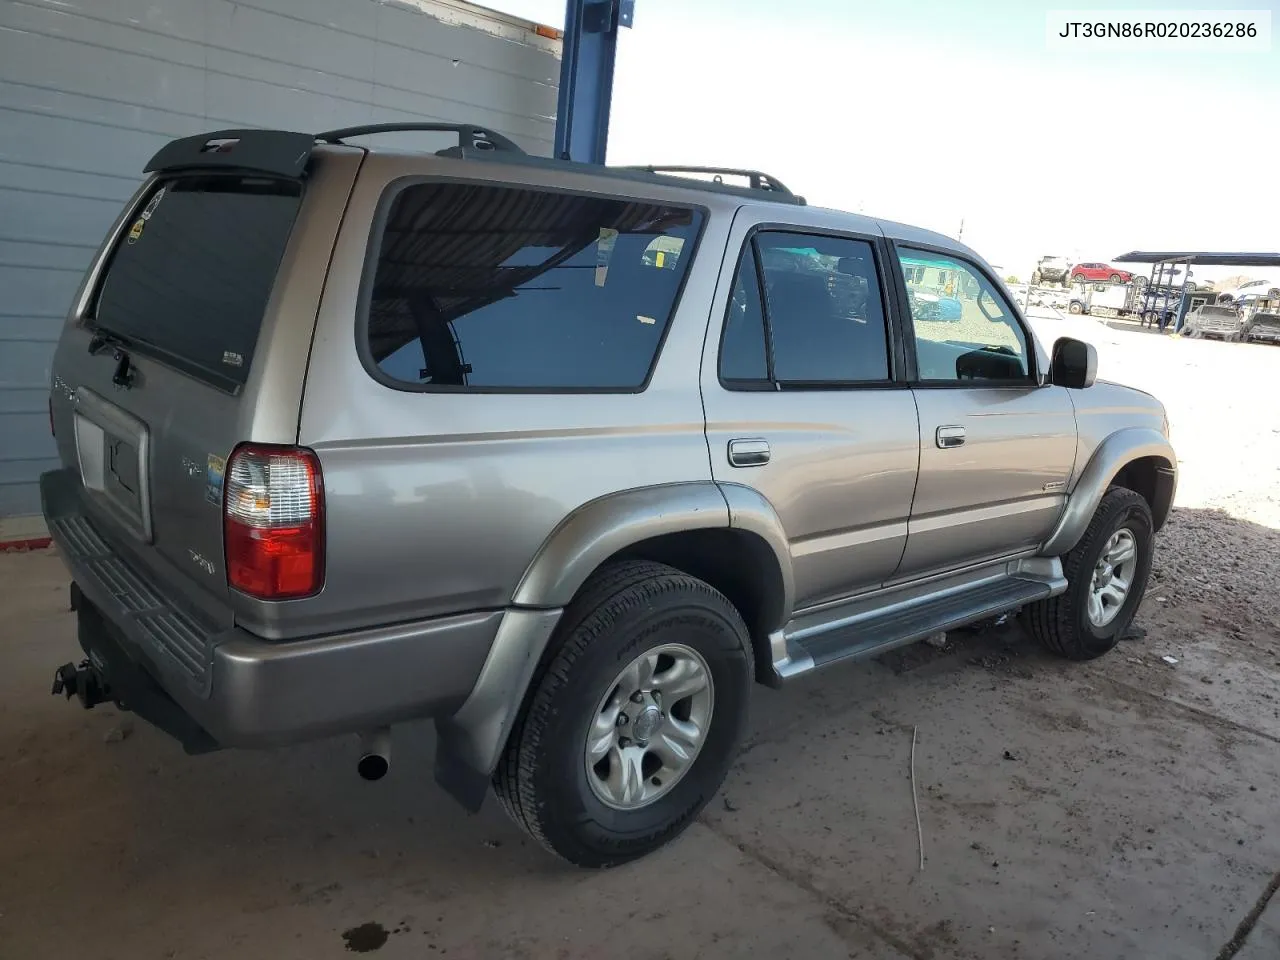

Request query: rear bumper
[{"left": 41, "top": 469, "right": 499, "bottom": 748}]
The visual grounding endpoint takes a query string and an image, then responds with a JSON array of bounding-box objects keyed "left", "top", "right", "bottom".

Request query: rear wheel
[
  {"left": 1023, "top": 488, "right": 1154, "bottom": 660},
  {"left": 493, "top": 561, "right": 753, "bottom": 867}
]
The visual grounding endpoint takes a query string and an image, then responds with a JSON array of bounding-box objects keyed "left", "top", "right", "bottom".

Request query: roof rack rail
[
  {"left": 618, "top": 165, "right": 797, "bottom": 197},
  {"left": 315, "top": 123, "right": 526, "bottom": 155}
]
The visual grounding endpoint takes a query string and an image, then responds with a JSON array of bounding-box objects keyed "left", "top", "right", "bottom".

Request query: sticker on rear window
[
  {"left": 221, "top": 351, "right": 244, "bottom": 367},
  {"left": 205, "top": 454, "right": 226, "bottom": 505},
  {"left": 595, "top": 227, "right": 618, "bottom": 287},
  {"left": 126, "top": 188, "right": 166, "bottom": 246}
]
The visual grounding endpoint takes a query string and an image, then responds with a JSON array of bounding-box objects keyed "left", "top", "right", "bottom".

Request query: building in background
[{"left": 0, "top": 0, "right": 561, "bottom": 534}]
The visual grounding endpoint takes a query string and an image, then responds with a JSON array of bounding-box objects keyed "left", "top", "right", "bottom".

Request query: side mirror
[{"left": 1050, "top": 337, "right": 1097, "bottom": 389}]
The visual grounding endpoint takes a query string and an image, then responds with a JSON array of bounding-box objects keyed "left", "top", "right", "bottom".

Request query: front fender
[{"left": 1040, "top": 427, "right": 1176, "bottom": 557}]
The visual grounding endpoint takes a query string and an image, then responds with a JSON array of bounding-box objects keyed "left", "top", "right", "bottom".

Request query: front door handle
[
  {"left": 936, "top": 425, "right": 966, "bottom": 449},
  {"left": 728, "top": 438, "right": 770, "bottom": 467}
]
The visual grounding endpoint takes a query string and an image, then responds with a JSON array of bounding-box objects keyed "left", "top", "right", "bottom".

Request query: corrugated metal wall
[{"left": 0, "top": 0, "right": 559, "bottom": 519}]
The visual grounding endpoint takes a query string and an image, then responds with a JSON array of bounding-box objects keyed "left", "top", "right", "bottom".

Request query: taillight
[{"left": 223, "top": 444, "right": 324, "bottom": 600}]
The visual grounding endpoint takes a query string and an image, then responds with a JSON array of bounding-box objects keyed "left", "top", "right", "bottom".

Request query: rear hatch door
[{"left": 50, "top": 140, "right": 359, "bottom": 627}]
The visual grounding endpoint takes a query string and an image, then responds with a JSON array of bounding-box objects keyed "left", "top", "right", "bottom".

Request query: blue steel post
[{"left": 554, "top": 0, "right": 635, "bottom": 163}]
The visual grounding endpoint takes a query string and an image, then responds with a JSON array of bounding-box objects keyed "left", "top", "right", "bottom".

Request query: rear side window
[
  {"left": 94, "top": 176, "right": 302, "bottom": 389},
  {"left": 365, "top": 182, "right": 704, "bottom": 391},
  {"left": 719, "top": 231, "right": 892, "bottom": 387}
]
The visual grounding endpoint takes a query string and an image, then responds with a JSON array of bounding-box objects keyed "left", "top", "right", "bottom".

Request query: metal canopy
[{"left": 1114, "top": 251, "right": 1280, "bottom": 266}]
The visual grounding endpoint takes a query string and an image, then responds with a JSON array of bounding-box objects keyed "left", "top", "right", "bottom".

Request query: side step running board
[{"left": 773, "top": 563, "right": 1065, "bottom": 680}]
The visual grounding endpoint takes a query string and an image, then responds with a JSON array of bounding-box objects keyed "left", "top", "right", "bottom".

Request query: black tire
[
  {"left": 493, "top": 560, "right": 753, "bottom": 867},
  {"left": 1068, "top": 301, "right": 1083, "bottom": 315},
  {"left": 1023, "top": 487, "right": 1154, "bottom": 660},
  {"left": 1109, "top": 274, "right": 1122, "bottom": 284}
]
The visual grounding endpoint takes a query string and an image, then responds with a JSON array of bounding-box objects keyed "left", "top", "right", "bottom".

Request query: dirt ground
[{"left": 2, "top": 315, "right": 1278, "bottom": 960}]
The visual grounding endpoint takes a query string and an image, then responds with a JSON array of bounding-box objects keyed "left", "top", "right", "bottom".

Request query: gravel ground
[{"left": 0, "top": 315, "right": 1277, "bottom": 960}]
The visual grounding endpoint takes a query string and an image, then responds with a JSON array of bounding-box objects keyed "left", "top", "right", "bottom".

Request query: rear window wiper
[
  {"left": 85, "top": 325, "right": 139, "bottom": 388},
  {"left": 86, "top": 325, "right": 133, "bottom": 356}
]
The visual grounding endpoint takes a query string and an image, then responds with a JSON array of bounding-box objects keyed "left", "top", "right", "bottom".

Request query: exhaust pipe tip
[
  {"left": 357, "top": 727, "right": 391, "bottom": 781},
  {"left": 357, "top": 753, "right": 389, "bottom": 781}
]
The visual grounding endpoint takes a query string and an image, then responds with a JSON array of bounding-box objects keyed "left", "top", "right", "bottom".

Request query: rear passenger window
[
  {"left": 719, "top": 248, "right": 769, "bottom": 383},
  {"left": 365, "top": 182, "right": 703, "bottom": 391},
  {"left": 718, "top": 231, "right": 891, "bottom": 387}
]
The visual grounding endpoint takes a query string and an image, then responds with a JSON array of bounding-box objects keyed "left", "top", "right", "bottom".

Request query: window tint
[
  {"left": 748, "top": 232, "right": 890, "bottom": 384},
  {"left": 94, "top": 176, "right": 302, "bottom": 388},
  {"left": 897, "top": 248, "right": 1031, "bottom": 383},
  {"left": 719, "top": 247, "right": 769, "bottom": 382},
  {"left": 366, "top": 182, "right": 702, "bottom": 390}
]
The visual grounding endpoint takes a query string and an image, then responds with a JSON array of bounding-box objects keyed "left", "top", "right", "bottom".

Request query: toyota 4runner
[{"left": 42, "top": 124, "right": 1176, "bottom": 867}]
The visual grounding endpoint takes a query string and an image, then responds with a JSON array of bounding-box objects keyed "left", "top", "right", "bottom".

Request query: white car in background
[{"left": 1216, "top": 276, "right": 1280, "bottom": 304}]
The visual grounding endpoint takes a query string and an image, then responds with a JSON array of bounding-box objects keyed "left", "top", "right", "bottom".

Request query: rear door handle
[
  {"left": 936, "top": 425, "right": 966, "bottom": 448},
  {"left": 728, "top": 438, "right": 770, "bottom": 467}
]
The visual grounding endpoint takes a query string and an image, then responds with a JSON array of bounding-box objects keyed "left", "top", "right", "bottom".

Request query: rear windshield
[
  {"left": 93, "top": 176, "right": 302, "bottom": 389},
  {"left": 364, "top": 182, "right": 704, "bottom": 391}
]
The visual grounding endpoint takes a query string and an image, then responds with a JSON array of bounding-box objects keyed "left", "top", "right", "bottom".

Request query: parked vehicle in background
[
  {"left": 1069, "top": 262, "right": 1133, "bottom": 284},
  {"left": 1031, "top": 255, "right": 1071, "bottom": 286},
  {"left": 40, "top": 123, "right": 1178, "bottom": 868},
  {"left": 1182, "top": 304, "right": 1247, "bottom": 341},
  {"left": 1243, "top": 311, "right": 1280, "bottom": 344},
  {"left": 1068, "top": 281, "right": 1136, "bottom": 317},
  {"left": 1216, "top": 276, "right": 1280, "bottom": 303}
]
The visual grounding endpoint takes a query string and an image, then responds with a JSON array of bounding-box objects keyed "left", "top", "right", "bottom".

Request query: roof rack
[
  {"left": 142, "top": 128, "right": 806, "bottom": 206},
  {"left": 315, "top": 123, "right": 525, "bottom": 156},
  {"left": 618, "top": 165, "right": 798, "bottom": 198}
]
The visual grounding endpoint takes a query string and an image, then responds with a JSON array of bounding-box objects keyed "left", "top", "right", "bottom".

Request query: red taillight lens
[{"left": 223, "top": 445, "right": 324, "bottom": 600}]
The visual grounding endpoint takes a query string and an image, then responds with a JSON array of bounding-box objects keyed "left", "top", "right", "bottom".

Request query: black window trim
[
  {"left": 888, "top": 238, "right": 1041, "bottom": 389},
  {"left": 715, "top": 222, "right": 908, "bottom": 392},
  {"left": 85, "top": 170, "right": 306, "bottom": 395},
  {"left": 354, "top": 174, "right": 710, "bottom": 396}
]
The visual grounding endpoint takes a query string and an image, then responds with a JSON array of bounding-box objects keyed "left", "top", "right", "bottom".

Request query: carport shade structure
[{"left": 1112, "top": 251, "right": 1280, "bottom": 332}]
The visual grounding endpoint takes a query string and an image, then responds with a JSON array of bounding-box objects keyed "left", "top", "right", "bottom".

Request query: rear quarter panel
[{"left": 297, "top": 154, "right": 735, "bottom": 633}]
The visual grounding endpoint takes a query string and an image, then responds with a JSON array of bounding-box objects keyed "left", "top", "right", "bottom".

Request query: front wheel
[
  {"left": 494, "top": 561, "right": 753, "bottom": 867},
  {"left": 1109, "top": 274, "right": 1122, "bottom": 283},
  {"left": 1023, "top": 487, "right": 1154, "bottom": 660}
]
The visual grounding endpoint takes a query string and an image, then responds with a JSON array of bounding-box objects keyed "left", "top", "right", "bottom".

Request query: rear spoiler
[
  {"left": 144, "top": 124, "right": 526, "bottom": 179},
  {"left": 145, "top": 130, "right": 316, "bottom": 178}
]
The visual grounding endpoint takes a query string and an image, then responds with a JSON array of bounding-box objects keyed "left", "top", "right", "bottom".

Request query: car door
[
  {"left": 701, "top": 215, "right": 919, "bottom": 610},
  {"left": 890, "top": 241, "right": 1077, "bottom": 580}
]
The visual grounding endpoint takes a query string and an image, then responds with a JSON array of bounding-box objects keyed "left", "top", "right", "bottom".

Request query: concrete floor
[{"left": 2, "top": 319, "right": 1278, "bottom": 960}]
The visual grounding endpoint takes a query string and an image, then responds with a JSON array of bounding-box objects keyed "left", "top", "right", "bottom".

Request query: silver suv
[{"left": 42, "top": 124, "right": 1177, "bottom": 867}]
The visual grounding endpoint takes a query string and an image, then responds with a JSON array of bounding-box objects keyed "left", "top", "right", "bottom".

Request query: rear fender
[{"left": 434, "top": 482, "right": 794, "bottom": 809}]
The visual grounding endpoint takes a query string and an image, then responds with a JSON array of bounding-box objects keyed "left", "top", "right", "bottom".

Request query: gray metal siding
[{"left": 0, "top": 0, "right": 559, "bottom": 517}]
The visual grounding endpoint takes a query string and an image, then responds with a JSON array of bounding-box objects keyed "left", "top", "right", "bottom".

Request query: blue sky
[{"left": 491, "top": 0, "right": 1279, "bottom": 276}]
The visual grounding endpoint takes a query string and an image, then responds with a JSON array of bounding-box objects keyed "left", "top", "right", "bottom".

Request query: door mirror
[{"left": 1049, "top": 337, "right": 1097, "bottom": 389}]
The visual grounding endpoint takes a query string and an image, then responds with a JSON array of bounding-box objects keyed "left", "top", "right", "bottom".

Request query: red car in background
[{"left": 1070, "top": 262, "right": 1133, "bottom": 284}]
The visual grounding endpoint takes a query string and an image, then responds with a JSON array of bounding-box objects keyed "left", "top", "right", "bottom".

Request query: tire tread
[
  {"left": 1025, "top": 486, "right": 1151, "bottom": 659},
  {"left": 493, "top": 560, "right": 750, "bottom": 865}
]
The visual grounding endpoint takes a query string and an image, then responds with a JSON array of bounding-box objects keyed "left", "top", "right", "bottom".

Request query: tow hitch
[{"left": 51, "top": 659, "right": 112, "bottom": 709}]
